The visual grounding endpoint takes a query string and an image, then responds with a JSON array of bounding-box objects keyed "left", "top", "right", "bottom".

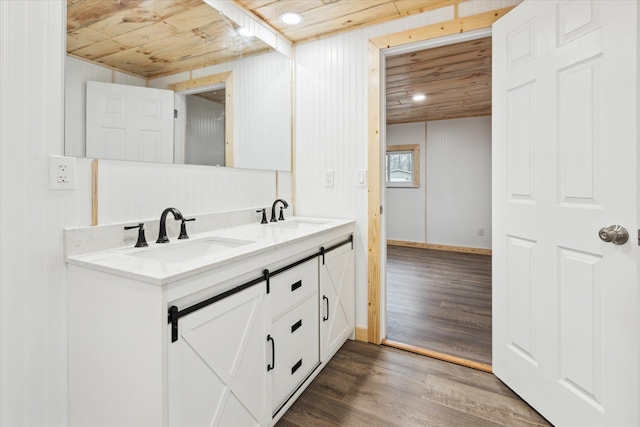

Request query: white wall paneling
[
  {"left": 149, "top": 51, "right": 292, "bottom": 172},
  {"left": 426, "top": 117, "right": 492, "bottom": 249},
  {"left": 1, "top": 1, "right": 68, "bottom": 424},
  {"left": 65, "top": 56, "right": 146, "bottom": 158},
  {"left": 96, "top": 160, "right": 277, "bottom": 225},
  {"left": 386, "top": 119, "right": 492, "bottom": 249},
  {"left": 277, "top": 171, "right": 293, "bottom": 203}
]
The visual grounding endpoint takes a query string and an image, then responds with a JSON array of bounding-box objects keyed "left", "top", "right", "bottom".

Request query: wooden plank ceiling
[
  {"left": 67, "top": 0, "right": 273, "bottom": 79},
  {"left": 235, "top": 0, "right": 462, "bottom": 43},
  {"left": 67, "top": 0, "right": 490, "bottom": 122},
  {"left": 386, "top": 37, "right": 492, "bottom": 124}
]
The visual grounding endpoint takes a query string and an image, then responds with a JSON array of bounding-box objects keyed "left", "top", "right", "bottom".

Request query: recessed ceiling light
[
  {"left": 280, "top": 12, "right": 303, "bottom": 25},
  {"left": 412, "top": 94, "right": 426, "bottom": 101},
  {"left": 236, "top": 27, "right": 253, "bottom": 37}
]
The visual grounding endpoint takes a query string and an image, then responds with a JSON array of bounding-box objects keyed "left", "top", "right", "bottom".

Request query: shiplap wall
[
  {"left": 149, "top": 51, "right": 292, "bottom": 172},
  {"left": 386, "top": 118, "right": 492, "bottom": 249},
  {"left": 65, "top": 56, "right": 146, "bottom": 158},
  {"left": 0, "top": 1, "right": 68, "bottom": 424},
  {"left": 427, "top": 117, "right": 492, "bottom": 248},
  {"left": 96, "top": 160, "right": 276, "bottom": 225},
  {"left": 295, "top": 0, "right": 520, "bottom": 328}
]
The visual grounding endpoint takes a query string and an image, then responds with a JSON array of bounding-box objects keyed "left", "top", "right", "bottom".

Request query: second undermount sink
[
  {"left": 266, "top": 218, "right": 329, "bottom": 230},
  {"left": 130, "top": 237, "right": 254, "bottom": 264}
]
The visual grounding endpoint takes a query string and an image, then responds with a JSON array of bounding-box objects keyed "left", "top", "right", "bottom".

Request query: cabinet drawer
[
  {"left": 271, "top": 294, "right": 319, "bottom": 411},
  {"left": 270, "top": 258, "right": 318, "bottom": 318}
]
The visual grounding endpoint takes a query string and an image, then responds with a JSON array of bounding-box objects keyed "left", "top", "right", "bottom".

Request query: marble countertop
[{"left": 65, "top": 217, "right": 354, "bottom": 286}]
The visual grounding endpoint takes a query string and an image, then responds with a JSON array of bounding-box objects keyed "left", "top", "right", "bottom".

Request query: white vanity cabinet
[{"left": 66, "top": 219, "right": 354, "bottom": 427}]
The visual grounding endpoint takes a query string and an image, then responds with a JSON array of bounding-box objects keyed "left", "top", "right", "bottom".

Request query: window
[{"left": 386, "top": 144, "right": 420, "bottom": 187}]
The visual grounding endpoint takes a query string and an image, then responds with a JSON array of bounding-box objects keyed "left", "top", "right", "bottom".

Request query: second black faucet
[
  {"left": 270, "top": 199, "right": 289, "bottom": 222},
  {"left": 157, "top": 207, "right": 183, "bottom": 243}
]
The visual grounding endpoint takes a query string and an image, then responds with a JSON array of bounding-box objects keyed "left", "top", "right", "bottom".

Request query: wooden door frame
[{"left": 366, "top": 7, "right": 516, "bottom": 344}]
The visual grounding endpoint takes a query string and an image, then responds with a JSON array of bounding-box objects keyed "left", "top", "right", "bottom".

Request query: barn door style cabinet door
[
  {"left": 168, "top": 284, "right": 271, "bottom": 426},
  {"left": 319, "top": 242, "right": 356, "bottom": 361}
]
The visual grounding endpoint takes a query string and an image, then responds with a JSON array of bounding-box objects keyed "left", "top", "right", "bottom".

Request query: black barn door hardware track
[{"left": 168, "top": 234, "right": 353, "bottom": 342}]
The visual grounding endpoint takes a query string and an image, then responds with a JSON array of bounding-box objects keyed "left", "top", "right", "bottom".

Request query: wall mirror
[{"left": 64, "top": 0, "right": 292, "bottom": 171}]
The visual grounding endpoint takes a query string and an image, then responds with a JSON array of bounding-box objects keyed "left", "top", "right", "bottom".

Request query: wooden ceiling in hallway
[{"left": 386, "top": 37, "right": 492, "bottom": 124}]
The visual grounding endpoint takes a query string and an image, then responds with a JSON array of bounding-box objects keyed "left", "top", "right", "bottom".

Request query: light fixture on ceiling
[
  {"left": 412, "top": 94, "right": 426, "bottom": 101},
  {"left": 279, "top": 12, "right": 303, "bottom": 25},
  {"left": 236, "top": 27, "right": 253, "bottom": 37}
]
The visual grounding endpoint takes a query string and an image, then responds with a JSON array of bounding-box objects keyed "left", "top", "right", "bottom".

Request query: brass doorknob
[{"left": 598, "top": 225, "right": 629, "bottom": 245}]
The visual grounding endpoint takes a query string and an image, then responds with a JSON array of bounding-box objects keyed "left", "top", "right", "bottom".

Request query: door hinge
[
  {"left": 637, "top": 229, "right": 639, "bottom": 246},
  {"left": 174, "top": 109, "right": 178, "bottom": 118},
  {"left": 380, "top": 206, "right": 383, "bottom": 214}
]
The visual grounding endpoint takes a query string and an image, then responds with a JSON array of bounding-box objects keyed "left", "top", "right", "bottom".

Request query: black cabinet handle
[
  {"left": 291, "top": 359, "right": 302, "bottom": 375},
  {"left": 291, "top": 280, "right": 302, "bottom": 292},
  {"left": 322, "top": 295, "right": 329, "bottom": 322},
  {"left": 291, "top": 319, "right": 302, "bottom": 333},
  {"left": 267, "top": 335, "right": 275, "bottom": 371}
]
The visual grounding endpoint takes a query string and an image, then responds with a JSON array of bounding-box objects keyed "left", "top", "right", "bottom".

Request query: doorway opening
[{"left": 376, "top": 29, "right": 494, "bottom": 371}]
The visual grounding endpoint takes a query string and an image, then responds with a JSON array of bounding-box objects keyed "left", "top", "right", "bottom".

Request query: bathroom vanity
[{"left": 65, "top": 216, "right": 355, "bottom": 426}]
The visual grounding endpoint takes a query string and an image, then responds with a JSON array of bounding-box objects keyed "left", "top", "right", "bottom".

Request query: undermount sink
[
  {"left": 131, "top": 237, "right": 254, "bottom": 263},
  {"left": 266, "top": 219, "right": 329, "bottom": 230}
]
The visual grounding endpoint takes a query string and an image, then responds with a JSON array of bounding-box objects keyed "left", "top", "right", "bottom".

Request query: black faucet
[
  {"left": 270, "top": 199, "right": 289, "bottom": 222},
  {"left": 157, "top": 207, "right": 184, "bottom": 243}
]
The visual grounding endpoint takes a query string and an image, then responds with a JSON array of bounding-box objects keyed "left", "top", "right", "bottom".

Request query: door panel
[
  {"left": 168, "top": 285, "right": 270, "bottom": 426},
  {"left": 86, "top": 81, "right": 174, "bottom": 163},
  {"left": 493, "top": 1, "right": 638, "bottom": 425}
]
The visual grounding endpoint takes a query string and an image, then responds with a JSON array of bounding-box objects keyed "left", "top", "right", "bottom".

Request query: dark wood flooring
[
  {"left": 386, "top": 246, "right": 492, "bottom": 366},
  {"left": 277, "top": 340, "right": 551, "bottom": 427}
]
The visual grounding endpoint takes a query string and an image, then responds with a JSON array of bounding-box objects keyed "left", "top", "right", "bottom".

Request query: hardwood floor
[
  {"left": 277, "top": 341, "right": 551, "bottom": 427},
  {"left": 386, "top": 246, "right": 492, "bottom": 366}
]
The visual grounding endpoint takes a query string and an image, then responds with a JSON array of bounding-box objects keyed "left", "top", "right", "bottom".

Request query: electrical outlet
[
  {"left": 477, "top": 228, "right": 485, "bottom": 237},
  {"left": 49, "top": 155, "right": 76, "bottom": 190},
  {"left": 324, "top": 170, "right": 334, "bottom": 187}
]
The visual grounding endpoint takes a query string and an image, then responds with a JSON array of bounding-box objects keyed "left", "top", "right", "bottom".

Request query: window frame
[{"left": 385, "top": 144, "right": 420, "bottom": 188}]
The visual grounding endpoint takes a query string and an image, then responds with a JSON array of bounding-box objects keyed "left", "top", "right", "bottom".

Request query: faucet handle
[
  {"left": 256, "top": 209, "right": 268, "bottom": 224},
  {"left": 178, "top": 218, "right": 196, "bottom": 240},
  {"left": 124, "top": 223, "right": 148, "bottom": 248},
  {"left": 278, "top": 206, "right": 286, "bottom": 221}
]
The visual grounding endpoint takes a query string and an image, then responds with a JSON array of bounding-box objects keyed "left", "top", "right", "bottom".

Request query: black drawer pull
[
  {"left": 291, "top": 280, "right": 302, "bottom": 292},
  {"left": 291, "top": 359, "right": 302, "bottom": 375},
  {"left": 291, "top": 319, "right": 302, "bottom": 333}
]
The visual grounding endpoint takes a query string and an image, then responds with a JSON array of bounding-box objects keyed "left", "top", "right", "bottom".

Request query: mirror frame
[{"left": 169, "top": 71, "right": 234, "bottom": 167}]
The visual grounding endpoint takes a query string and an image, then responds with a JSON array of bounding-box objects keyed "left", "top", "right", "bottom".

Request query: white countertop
[{"left": 65, "top": 217, "right": 354, "bottom": 286}]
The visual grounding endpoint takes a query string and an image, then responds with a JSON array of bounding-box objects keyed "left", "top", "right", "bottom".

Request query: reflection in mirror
[
  {"left": 65, "top": 0, "right": 292, "bottom": 171},
  {"left": 184, "top": 88, "right": 226, "bottom": 167}
]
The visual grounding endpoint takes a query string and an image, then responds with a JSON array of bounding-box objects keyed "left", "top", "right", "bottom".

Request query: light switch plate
[{"left": 356, "top": 169, "right": 367, "bottom": 187}]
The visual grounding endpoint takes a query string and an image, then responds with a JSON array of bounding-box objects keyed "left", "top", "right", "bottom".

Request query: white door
[
  {"left": 320, "top": 243, "right": 355, "bottom": 361},
  {"left": 493, "top": 1, "right": 638, "bottom": 426},
  {"left": 168, "top": 285, "right": 271, "bottom": 426},
  {"left": 86, "top": 81, "right": 174, "bottom": 162}
]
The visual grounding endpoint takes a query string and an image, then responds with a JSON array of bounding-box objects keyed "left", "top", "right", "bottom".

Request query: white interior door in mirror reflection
[{"left": 86, "top": 81, "right": 174, "bottom": 163}]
